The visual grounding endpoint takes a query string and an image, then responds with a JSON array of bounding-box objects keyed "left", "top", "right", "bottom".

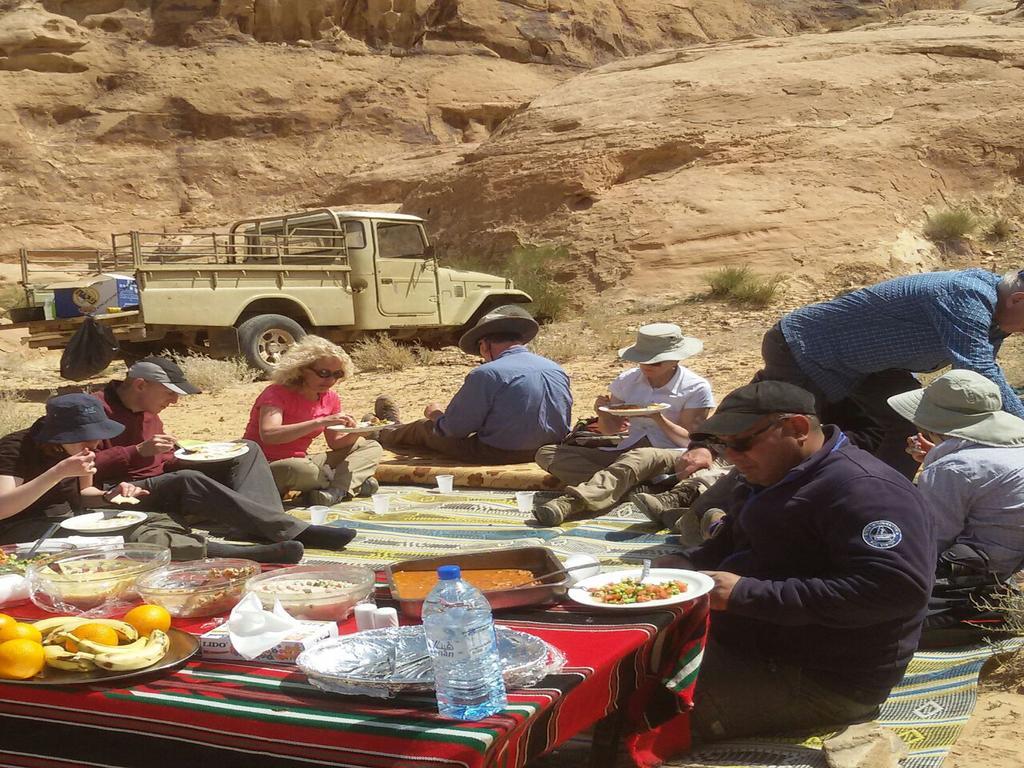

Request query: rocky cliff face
[{"left": 6, "top": 0, "right": 1020, "bottom": 302}]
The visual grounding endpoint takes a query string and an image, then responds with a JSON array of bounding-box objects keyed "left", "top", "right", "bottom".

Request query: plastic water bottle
[{"left": 422, "top": 565, "right": 507, "bottom": 720}]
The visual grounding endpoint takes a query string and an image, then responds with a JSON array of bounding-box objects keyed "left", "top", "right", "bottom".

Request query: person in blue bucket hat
[{"left": 0, "top": 394, "right": 302, "bottom": 562}]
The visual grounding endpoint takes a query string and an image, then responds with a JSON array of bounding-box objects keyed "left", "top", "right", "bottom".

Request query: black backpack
[{"left": 60, "top": 316, "right": 120, "bottom": 381}]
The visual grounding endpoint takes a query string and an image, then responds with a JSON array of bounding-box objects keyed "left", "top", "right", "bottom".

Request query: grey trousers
[
  {"left": 692, "top": 638, "right": 882, "bottom": 742},
  {"left": 378, "top": 419, "right": 537, "bottom": 464},
  {"left": 136, "top": 439, "right": 307, "bottom": 543}
]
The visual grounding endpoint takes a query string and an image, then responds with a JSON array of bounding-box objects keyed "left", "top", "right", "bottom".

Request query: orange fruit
[
  {"left": 0, "top": 621, "right": 42, "bottom": 644},
  {"left": 0, "top": 638, "right": 45, "bottom": 680},
  {"left": 0, "top": 614, "right": 14, "bottom": 635},
  {"left": 65, "top": 622, "right": 120, "bottom": 652},
  {"left": 123, "top": 604, "right": 171, "bottom": 637}
]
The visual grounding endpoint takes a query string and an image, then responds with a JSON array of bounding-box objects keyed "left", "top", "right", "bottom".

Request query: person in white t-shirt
[{"left": 533, "top": 323, "right": 719, "bottom": 526}]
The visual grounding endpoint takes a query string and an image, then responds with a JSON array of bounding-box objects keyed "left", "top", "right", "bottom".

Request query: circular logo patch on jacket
[{"left": 862, "top": 520, "right": 902, "bottom": 549}]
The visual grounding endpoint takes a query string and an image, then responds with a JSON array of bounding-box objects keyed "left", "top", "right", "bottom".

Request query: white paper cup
[
  {"left": 372, "top": 607, "right": 399, "bottom": 629},
  {"left": 371, "top": 494, "right": 390, "bottom": 514},
  {"left": 515, "top": 491, "right": 536, "bottom": 513},
  {"left": 435, "top": 474, "right": 454, "bottom": 493},
  {"left": 354, "top": 602, "right": 378, "bottom": 632},
  {"left": 308, "top": 505, "right": 331, "bottom": 525}
]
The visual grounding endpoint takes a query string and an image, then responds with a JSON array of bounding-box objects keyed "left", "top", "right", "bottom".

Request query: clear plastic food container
[
  {"left": 137, "top": 558, "right": 262, "bottom": 617},
  {"left": 27, "top": 543, "right": 171, "bottom": 616},
  {"left": 0, "top": 541, "right": 76, "bottom": 576},
  {"left": 245, "top": 564, "right": 374, "bottom": 621}
]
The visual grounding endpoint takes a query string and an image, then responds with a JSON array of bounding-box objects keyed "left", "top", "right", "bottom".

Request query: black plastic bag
[{"left": 60, "top": 316, "right": 119, "bottom": 381}]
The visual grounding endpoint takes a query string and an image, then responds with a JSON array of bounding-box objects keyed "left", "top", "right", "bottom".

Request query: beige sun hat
[
  {"left": 887, "top": 369, "right": 1024, "bottom": 447},
  {"left": 618, "top": 323, "right": 703, "bottom": 364}
]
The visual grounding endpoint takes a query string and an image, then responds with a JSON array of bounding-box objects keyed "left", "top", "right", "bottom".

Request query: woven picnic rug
[{"left": 292, "top": 486, "right": 674, "bottom": 570}]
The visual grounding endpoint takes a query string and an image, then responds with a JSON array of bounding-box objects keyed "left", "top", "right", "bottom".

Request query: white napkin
[
  {"left": 227, "top": 593, "right": 300, "bottom": 659},
  {"left": 0, "top": 574, "right": 29, "bottom": 607}
]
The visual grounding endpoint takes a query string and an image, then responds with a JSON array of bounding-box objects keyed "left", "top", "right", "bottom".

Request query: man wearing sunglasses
[{"left": 661, "top": 380, "right": 934, "bottom": 742}]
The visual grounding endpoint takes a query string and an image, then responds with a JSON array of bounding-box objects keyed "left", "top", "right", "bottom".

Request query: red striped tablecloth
[{"left": 0, "top": 599, "right": 708, "bottom": 768}]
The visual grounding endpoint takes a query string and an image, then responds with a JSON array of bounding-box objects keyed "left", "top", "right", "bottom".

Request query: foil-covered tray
[{"left": 297, "top": 625, "right": 564, "bottom": 698}]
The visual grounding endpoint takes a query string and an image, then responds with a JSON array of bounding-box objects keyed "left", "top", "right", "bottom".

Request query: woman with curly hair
[{"left": 243, "top": 335, "right": 383, "bottom": 506}]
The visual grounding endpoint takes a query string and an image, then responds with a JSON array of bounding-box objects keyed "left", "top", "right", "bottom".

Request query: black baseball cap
[
  {"left": 34, "top": 393, "right": 126, "bottom": 444},
  {"left": 694, "top": 381, "right": 816, "bottom": 437},
  {"left": 126, "top": 356, "right": 201, "bottom": 395}
]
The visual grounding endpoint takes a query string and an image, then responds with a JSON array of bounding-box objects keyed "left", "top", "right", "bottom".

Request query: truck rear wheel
[{"left": 237, "top": 314, "right": 306, "bottom": 374}]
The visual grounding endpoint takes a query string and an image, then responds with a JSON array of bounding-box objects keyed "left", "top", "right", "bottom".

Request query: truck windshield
[{"left": 377, "top": 222, "right": 426, "bottom": 259}]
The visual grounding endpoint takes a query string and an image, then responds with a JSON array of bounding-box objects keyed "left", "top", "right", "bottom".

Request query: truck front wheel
[{"left": 237, "top": 314, "right": 306, "bottom": 374}]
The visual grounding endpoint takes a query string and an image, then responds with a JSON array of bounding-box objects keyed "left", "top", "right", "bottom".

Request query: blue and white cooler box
[{"left": 50, "top": 273, "right": 139, "bottom": 318}]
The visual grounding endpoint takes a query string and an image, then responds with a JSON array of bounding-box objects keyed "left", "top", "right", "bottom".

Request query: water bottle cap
[{"left": 437, "top": 565, "right": 461, "bottom": 580}]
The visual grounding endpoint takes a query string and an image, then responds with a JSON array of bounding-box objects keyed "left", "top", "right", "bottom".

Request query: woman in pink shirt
[{"left": 243, "top": 335, "right": 382, "bottom": 506}]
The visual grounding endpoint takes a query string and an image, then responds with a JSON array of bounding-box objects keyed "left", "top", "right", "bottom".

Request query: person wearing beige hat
[
  {"left": 533, "top": 323, "right": 721, "bottom": 526},
  {"left": 888, "top": 369, "right": 1024, "bottom": 581}
]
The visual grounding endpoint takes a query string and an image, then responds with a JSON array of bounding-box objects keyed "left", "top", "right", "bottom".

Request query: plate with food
[
  {"left": 568, "top": 568, "right": 714, "bottom": 610},
  {"left": 173, "top": 441, "right": 249, "bottom": 462},
  {"left": 597, "top": 402, "right": 671, "bottom": 417},
  {"left": 60, "top": 511, "right": 148, "bottom": 534},
  {"left": 0, "top": 614, "right": 198, "bottom": 686},
  {"left": 326, "top": 417, "right": 397, "bottom": 434}
]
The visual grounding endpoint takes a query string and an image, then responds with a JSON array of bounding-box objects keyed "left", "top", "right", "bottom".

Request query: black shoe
[
  {"left": 206, "top": 540, "right": 304, "bottom": 564},
  {"left": 295, "top": 525, "right": 357, "bottom": 551},
  {"left": 356, "top": 477, "right": 379, "bottom": 497},
  {"left": 374, "top": 395, "right": 401, "bottom": 424}
]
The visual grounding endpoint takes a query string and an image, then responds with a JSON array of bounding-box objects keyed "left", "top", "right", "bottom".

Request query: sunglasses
[
  {"left": 709, "top": 416, "right": 790, "bottom": 453},
  {"left": 307, "top": 367, "right": 345, "bottom": 380}
]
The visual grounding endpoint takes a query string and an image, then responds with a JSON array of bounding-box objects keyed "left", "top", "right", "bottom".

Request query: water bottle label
[{"left": 426, "top": 622, "right": 494, "bottom": 662}]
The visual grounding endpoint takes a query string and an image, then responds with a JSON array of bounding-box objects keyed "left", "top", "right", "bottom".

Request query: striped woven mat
[
  {"left": 292, "top": 485, "right": 676, "bottom": 570},
  {"left": 288, "top": 487, "right": 1024, "bottom": 768}
]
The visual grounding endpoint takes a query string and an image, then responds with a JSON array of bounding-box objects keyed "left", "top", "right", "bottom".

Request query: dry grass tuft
[
  {"left": 167, "top": 352, "right": 258, "bottom": 393},
  {"left": 0, "top": 391, "right": 42, "bottom": 437},
  {"left": 987, "top": 216, "right": 1014, "bottom": 241},
  {"left": 530, "top": 326, "right": 579, "bottom": 363},
  {"left": 349, "top": 335, "right": 418, "bottom": 372},
  {"left": 923, "top": 208, "right": 980, "bottom": 243},
  {"left": 706, "top": 266, "right": 784, "bottom": 307}
]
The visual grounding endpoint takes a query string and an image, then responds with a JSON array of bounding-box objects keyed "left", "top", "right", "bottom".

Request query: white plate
[
  {"left": 60, "top": 511, "right": 149, "bottom": 533},
  {"left": 326, "top": 421, "right": 396, "bottom": 434},
  {"left": 568, "top": 568, "right": 714, "bottom": 610},
  {"left": 598, "top": 402, "right": 671, "bottom": 417},
  {"left": 173, "top": 442, "right": 249, "bottom": 462}
]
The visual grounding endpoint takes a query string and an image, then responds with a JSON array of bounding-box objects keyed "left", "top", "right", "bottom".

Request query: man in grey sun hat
[
  {"left": 889, "top": 369, "right": 1024, "bottom": 581},
  {"left": 533, "top": 322, "right": 725, "bottom": 526},
  {"left": 377, "top": 304, "right": 573, "bottom": 464}
]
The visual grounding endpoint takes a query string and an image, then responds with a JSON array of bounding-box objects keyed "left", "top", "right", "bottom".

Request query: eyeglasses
[
  {"left": 709, "top": 416, "right": 790, "bottom": 453},
  {"left": 307, "top": 367, "right": 345, "bottom": 380}
]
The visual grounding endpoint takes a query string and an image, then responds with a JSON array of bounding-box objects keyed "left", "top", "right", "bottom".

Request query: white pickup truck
[{"left": 14, "top": 208, "right": 531, "bottom": 372}]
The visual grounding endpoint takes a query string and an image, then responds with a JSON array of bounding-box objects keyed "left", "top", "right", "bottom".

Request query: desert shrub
[
  {"left": 987, "top": 216, "right": 1014, "bottom": 241},
  {"left": 530, "top": 326, "right": 579, "bottom": 363},
  {"left": 0, "top": 283, "right": 26, "bottom": 317},
  {"left": 448, "top": 244, "right": 570, "bottom": 322},
  {"left": 412, "top": 345, "right": 438, "bottom": 366},
  {"left": 706, "top": 266, "right": 784, "bottom": 308},
  {"left": 0, "top": 391, "right": 41, "bottom": 437},
  {"left": 167, "top": 352, "right": 258, "bottom": 393},
  {"left": 923, "top": 208, "right": 979, "bottom": 243},
  {"left": 350, "top": 335, "right": 417, "bottom": 372}
]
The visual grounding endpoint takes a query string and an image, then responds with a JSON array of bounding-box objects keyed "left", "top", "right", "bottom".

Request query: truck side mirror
[{"left": 424, "top": 244, "right": 435, "bottom": 259}]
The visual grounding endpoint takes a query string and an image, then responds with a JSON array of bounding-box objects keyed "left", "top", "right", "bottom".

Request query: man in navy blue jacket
[{"left": 663, "top": 381, "right": 935, "bottom": 741}]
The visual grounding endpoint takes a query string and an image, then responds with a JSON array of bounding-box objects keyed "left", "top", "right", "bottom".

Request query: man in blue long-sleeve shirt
[
  {"left": 659, "top": 381, "right": 934, "bottom": 742},
  {"left": 378, "top": 305, "right": 573, "bottom": 464},
  {"left": 756, "top": 268, "right": 1024, "bottom": 478}
]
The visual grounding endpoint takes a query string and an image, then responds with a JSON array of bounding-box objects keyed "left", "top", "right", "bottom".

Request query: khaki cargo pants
[
  {"left": 269, "top": 438, "right": 383, "bottom": 497},
  {"left": 534, "top": 443, "right": 679, "bottom": 511}
]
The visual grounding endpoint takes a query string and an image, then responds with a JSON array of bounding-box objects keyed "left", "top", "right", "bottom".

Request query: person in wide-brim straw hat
[
  {"left": 533, "top": 322, "right": 724, "bottom": 528},
  {"left": 888, "top": 369, "right": 1024, "bottom": 582},
  {"left": 376, "top": 304, "right": 573, "bottom": 465}
]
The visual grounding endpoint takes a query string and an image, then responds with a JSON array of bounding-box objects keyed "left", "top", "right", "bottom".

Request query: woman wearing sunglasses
[{"left": 244, "top": 335, "right": 382, "bottom": 506}]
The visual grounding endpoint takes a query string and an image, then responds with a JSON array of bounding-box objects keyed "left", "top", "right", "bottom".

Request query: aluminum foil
[{"left": 297, "top": 625, "right": 565, "bottom": 698}]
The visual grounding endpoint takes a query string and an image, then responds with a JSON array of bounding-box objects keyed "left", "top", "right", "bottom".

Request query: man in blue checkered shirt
[{"left": 755, "top": 268, "right": 1024, "bottom": 478}]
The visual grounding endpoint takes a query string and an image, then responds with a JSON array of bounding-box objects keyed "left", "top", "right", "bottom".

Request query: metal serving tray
[{"left": 385, "top": 546, "right": 568, "bottom": 619}]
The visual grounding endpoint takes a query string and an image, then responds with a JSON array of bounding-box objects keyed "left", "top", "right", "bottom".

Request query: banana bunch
[{"left": 33, "top": 616, "right": 170, "bottom": 673}]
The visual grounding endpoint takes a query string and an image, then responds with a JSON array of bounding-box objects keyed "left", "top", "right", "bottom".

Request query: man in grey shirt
[{"left": 889, "top": 370, "right": 1024, "bottom": 579}]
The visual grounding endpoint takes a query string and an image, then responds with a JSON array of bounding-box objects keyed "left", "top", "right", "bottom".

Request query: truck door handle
[{"left": 380, "top": 278, "right": 393, "bottom": 284}]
